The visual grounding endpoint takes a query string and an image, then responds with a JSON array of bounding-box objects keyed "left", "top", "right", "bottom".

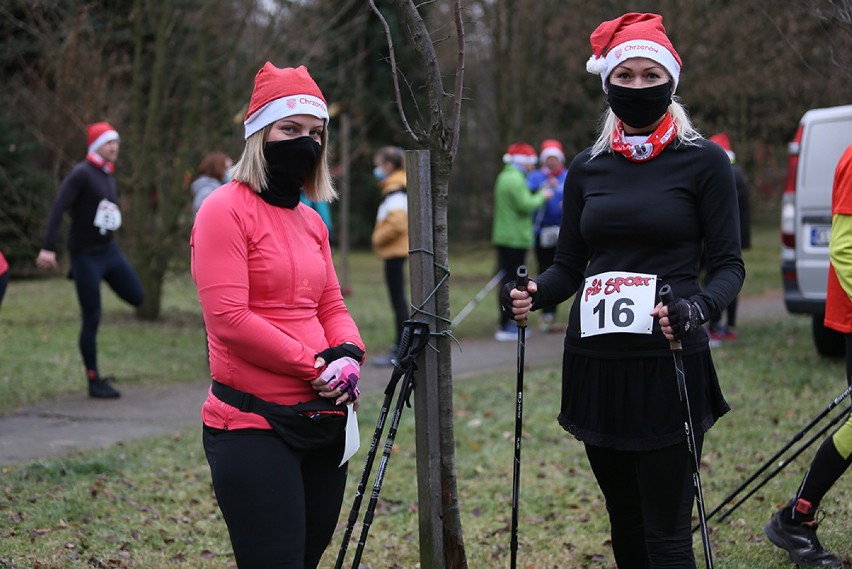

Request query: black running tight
[
  {"left": 384, "top": 257, "right": 408, "bottom": 348},
  {"left": 585, "top": 435, "right": 704, "bottom": 569},
  {"left": 203, "top": 426, "right": 348, "bottom": 568},
  {"left": 71, "top": 242, "right": 143, "bottom": 375}
]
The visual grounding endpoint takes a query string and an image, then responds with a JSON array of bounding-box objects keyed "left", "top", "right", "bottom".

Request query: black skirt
[{"left": 557, "top": 348, "right": 730, "bottom": 451}]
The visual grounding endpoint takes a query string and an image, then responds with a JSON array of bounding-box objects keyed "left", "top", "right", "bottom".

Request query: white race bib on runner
[
  {"left": 93, "top": 198, "right": 122, "bottom": 235},
  {"left": 580, "top": 271, "right": 657, "bottom": 337}
]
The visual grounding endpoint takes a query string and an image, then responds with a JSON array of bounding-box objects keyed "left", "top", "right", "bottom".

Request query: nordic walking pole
[
  {"left": 714, "top": 404, "right": 849, "bottom": 525},
  {"left": 451, "top": 270, "right": 505, "bottom": 328},
  {"left": 349, "top": 321, "right": 430, "bottom": 568},
  {"left": 700, "top": 382, "right": 852, "bottom": 528},
  {"left": 334, "top": 322, "right": 418, "bottom": 569},
  {"left": 510, "top": 265, "right": 529, "bottom": 569},
  {"left": 659, "top": 284, "right": 714, "bottom": 569}
]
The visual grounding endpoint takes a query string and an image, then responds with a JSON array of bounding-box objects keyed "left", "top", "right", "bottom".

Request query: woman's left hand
[
  {"left": 652, "top": 297, "right": 704, "bottom": 341},
  {"left": 311, "top": 356, "right": 360, "bottom": 406},
  {"left": 310, "top": 376, "right": 360, "bottom": 409}
]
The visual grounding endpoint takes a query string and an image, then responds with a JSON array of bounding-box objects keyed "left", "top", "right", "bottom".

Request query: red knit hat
[
  {"left": 87, "top": 122, "right": 120, "bottom": 154},
  {"left": 709, "top": 132, "right": 736, "bottom": 161},
  {"left": 539, "top": 139, "right": 565, "bottom": 163},
  {"left": 243, "top": 62, "right": 329, "bottom": 139},
  {"left": 503, "top": 142, "right": 538, "bottom": 165},
  {"left": 586, "top": 13, "right": 682, "bottom": 93}
]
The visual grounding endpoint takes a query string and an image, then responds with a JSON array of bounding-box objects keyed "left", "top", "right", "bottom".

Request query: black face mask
[
  {"left": 606, "top": 81, "right": 673, "bottom": 130},
  {"left": 261, "top": 137, "right": 322, "bottom": 208}
]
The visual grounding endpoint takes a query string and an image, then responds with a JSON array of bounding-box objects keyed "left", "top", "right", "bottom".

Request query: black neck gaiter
[
  {"left": 606, "top": 81, "right": 673, "bottom": 130},
  {"left": 260, "top": 137, "right": 322, "bottom": 208}
]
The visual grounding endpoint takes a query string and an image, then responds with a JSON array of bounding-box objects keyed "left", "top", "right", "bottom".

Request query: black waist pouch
[{"left": 211, "top": 380, "right": 346, "bottom": 450}]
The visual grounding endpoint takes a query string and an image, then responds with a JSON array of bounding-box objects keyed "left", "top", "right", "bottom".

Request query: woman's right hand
[
  {"left": 504, "top": 279, "right": 537, "bottom": 323},
  {"left": 35, "top": 249, "right": 57, "bottom": 270}
]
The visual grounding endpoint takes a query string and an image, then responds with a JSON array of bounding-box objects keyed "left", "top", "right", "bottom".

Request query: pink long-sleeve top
[{"left": 190, "top": 182, "right": 363, "bottom": 431}]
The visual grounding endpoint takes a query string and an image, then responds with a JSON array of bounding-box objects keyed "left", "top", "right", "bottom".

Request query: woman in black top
[
  {"left": 36, "top": 122, "right": 144, "bottom": 399},
  {"left": 505, "top": 13, "right": 744, "bottom": 569}
]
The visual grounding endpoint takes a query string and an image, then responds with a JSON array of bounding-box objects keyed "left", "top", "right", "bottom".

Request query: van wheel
[{"left": 812, "top": 314, "right": 845, "bottom": 357}]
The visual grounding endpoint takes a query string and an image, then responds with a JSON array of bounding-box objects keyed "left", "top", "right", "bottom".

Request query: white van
[{"left": 780, "top": 104, "right": 852, "bottom": 355}]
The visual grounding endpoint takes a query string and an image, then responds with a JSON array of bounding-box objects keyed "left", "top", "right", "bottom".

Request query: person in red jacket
[
  {"left": 763, "top": 145, "right": 852, "bottom": 568},
  {"left": 0, "top": 251, "right": 8, "bottom": 308},
  {"left": 191, "top": 62, "right": 365, "bottom": 568}
]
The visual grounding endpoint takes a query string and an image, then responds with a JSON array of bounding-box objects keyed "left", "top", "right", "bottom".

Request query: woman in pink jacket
[{"left": 191, "top": 62, "right": 365, "bottom": 569}]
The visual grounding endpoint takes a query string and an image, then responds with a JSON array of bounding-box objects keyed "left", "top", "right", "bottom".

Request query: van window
[{"left": 801, "top": 119, "right": 852, "bottom": 190}]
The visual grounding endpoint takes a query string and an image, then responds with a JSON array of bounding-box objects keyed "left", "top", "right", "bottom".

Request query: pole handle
[
  {"left": 516, "top": 265, "right": 529, "bottom": 328},
  {"left": 658, "top": 284, "right": 682, "bottom": 350}
]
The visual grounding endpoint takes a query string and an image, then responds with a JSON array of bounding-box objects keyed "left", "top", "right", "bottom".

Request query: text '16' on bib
[{"left": 580, "top": 271, "right": 657, "bottom": 337}]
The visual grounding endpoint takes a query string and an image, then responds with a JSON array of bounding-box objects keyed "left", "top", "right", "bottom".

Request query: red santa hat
[
  {"left": 586, "top": 13, "right": 682, "bottom": 93},
  {"left": 243, "top": 62, "right": 329, "bottom": 140},
  {"left": 86, "top": 122, "right": 120, "bottom": 154},
  {"left": 709, "top": 132, "right": 736, "bottom": 161},
  {"left": 539, "top": 139, "right": 565, "bottom": 163},
  {"left": 503, "top": 142, "right": 537, "bottom": 165}
]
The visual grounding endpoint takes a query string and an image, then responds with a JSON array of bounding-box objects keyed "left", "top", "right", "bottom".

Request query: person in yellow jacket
[{"left": 371, "top": 146, "right": 409, "bottom": 366}]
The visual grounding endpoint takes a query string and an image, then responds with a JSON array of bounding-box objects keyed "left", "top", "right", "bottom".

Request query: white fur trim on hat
[
  {"left": 540, "top": 148, "right": 565, "bottom": 163},
  {"left": 503, "top": 153, "right": 538, "bottom": 165},
  {"left": 87, "top": 130, "right": 120, "bottom": 154},
  {"left": 586, "top": 55, "right": 608, "bottom": 75},
  {"left": 243, "top": 94, "right": 329, "bottom": 139},
  {"left": 596, "top": 39, "right": 681, "bottom": 92}
]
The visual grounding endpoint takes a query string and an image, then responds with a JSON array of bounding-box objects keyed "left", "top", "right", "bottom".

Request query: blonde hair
[
  {"left": 230, "top": 124, "right": 337, "bottom": 202},
  {"left": 589, "top": 98, "right": 702, "bottom": 159}
]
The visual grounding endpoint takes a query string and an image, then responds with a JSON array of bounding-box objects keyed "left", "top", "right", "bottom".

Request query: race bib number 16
[{"left": 580, "top": 271, "right": 657, "bottom": 337}]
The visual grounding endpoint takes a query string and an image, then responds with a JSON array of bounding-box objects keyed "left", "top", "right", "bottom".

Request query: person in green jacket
[{"left": 492, "top": 142, "right": 553, "bottom": 341}]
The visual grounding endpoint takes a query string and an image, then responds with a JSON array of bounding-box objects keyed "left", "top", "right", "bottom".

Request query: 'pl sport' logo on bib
[{"left": 580, "top": 271, "right": 657, "bottom": 337}]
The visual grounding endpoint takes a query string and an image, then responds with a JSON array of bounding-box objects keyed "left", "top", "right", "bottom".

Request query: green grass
[
  {"left": 5, "top": 219, "right": 851, "bottom": 567},
  {"left": 2, "top": 315, "right": 850, "bottom": 567}
]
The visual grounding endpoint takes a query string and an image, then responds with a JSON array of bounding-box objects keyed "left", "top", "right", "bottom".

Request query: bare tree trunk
[
  {"left": 428, "top": 148, "right": 467, "bottom": 568},
  {"left": 372, "top": 0, "right": 468, "bottom": 566}
]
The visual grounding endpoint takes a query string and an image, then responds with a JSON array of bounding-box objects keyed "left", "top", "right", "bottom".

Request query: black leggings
[
  {"left": 71, "top": 243, "right": 143, "bottom": 374},
  {"left": 384, "top": 257, "right": 408, "bottom": 347},
  {"left": 203, "top": 427, "right": 348, "bottom": 568},
  {"left": 584, "top": 435, "right": 704, "bottom": 569}
]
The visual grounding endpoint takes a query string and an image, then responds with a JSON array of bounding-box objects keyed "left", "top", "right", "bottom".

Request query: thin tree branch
[
  {"left": 368, "top": 0, "right": 419, "bottom": 141},
  {"left": 449, "top": 0, "right": 464, "bottom": 158},
  {"left": 394, "top": 0, "right": 447, "bottom": 145},
  {"left": 759, "top": 5, "right": 825, "bottom": 77}
]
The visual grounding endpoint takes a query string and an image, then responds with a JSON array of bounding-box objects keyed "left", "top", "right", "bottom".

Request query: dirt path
[{"left": 0, "top": 292, "right": 787, "bottom": 465}]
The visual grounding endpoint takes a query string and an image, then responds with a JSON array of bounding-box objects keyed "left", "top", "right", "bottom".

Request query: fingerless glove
[
  {"left": 319, "top": 356, "right": 360, "bottom": 401},
  {"left": 315, "top": 342, "right": 365, "bottom": 365},
  {"left": 666, "top": 298, "right": 706, "bottom": 339}
]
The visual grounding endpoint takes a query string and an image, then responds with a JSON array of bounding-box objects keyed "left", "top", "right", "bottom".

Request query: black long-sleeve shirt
[
  {"left": 42, "top": 161, "right": 119, "bottom": 255},
  {"left": 534, "top": 138, "right": 745, "bottom": 358}
]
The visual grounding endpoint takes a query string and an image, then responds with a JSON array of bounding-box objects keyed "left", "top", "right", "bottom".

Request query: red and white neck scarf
[
  {"left": 610, "top": 113, "right": 678, "bottom": 162},
  {"left": 86, "top": 152, "right": 115, "bottom": 174}
]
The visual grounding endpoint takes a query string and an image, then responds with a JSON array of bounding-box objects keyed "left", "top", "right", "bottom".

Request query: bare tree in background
[{"left": 370, "top": 1, "right": 468, "bottom": 566}]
